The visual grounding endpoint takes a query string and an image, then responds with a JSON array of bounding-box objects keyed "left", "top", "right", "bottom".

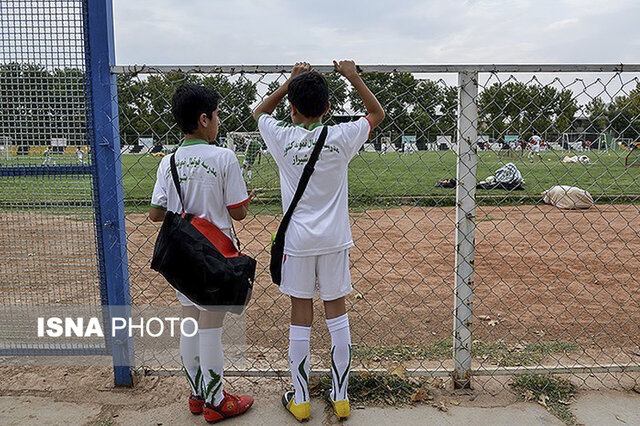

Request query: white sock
[
  {"left": 289, "top": 325, "right": 311, "bottom": 404},
  {"left": 200, "top": 328, "right": 225, "bottom": 406},
  {"left": 180, "top": 320, "right": 201, "bottom": 396},
  {"left": 247, "top": 169, "right": 253, "bottom": 183},
  {"left": 326, "top": 314, "right": 351, "bottom": 401}
]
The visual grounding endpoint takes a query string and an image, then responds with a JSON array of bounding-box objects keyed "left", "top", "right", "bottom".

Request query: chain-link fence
[
  {"left": 0, "top": 0, "right": 107, "bottom": 357},
  {"left": 111, "top": 65, "right": 640, "bottom": 390},
  {"left": 4, "top": 0, "right": 637, "bottom": 398}
]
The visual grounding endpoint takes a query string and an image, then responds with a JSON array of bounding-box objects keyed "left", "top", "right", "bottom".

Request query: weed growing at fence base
[
  {"left": 511, "top": 374, "right": 577, "bottom": 425},
  {"left": 310, "top": 372, "right": 436, "bottom": 406}
]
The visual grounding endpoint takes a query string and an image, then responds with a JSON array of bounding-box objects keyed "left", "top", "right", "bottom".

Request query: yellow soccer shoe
[
  {"left": 325, "top": 390, "right": 350, "bottom": 420},
  {"left": 282, "top": 390, "right": 310, "bottom": 422}
]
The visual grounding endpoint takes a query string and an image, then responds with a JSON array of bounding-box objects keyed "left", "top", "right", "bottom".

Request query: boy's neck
[
  {"left": 295, "top": 116, "right": 323, "bottom": 130},
  {"left": 184, "top": 133, "right": 209, "bottom": 143}
]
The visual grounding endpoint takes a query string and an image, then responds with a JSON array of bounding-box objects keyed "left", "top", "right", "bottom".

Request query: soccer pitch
[{"left": 1, "top": 150, "right": 638, "bottom": 212}]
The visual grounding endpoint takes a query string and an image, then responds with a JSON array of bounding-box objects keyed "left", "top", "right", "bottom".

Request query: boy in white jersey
[
  {"left": 149, "top": 84, "right": 254, "bottom": 423},
  {"left": 253, "top": 61, "right": 385, "bottom": 421},
  {"left": 75, "top": 147, "right": 86, "bottom": 165},
  {"left": 529, "top": 135, "right": 542, "bottom": 162}
]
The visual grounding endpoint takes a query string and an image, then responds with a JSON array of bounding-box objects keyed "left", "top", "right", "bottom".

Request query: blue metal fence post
[{"left": 85, "top": 0, "right": 134, "bottom": 387}]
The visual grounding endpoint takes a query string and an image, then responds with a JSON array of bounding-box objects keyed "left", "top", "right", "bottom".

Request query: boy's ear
[
  {"left": 289, "top": 102, "right": 298, "bottom": 117},
  {"left": 323, "top": 101, "right": 331, "bottom": 117},
  {"left": 199, "top": 112, "right": 209, "bottom": 128}
]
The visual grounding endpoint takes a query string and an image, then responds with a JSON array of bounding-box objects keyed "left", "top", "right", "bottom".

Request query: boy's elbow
[
  {"left": 229, "top": 205, "right": 249, "bottom": 221},
  {"left": 377, "top": 109, "right": 386, "bottom": 123},
  {"left": 148, "top": 208, "right": 165, "bottom": 222},
  {"left": 369, "top": 110, "right": 385, "bottom": 129}
]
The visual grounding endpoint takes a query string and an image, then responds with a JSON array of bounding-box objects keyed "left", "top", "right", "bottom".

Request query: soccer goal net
[{"left": 225, "top": 132, "right": 263, "bottom": 153}]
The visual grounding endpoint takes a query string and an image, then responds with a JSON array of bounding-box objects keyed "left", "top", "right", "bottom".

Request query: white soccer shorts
[
  {"left": 176, "top": 290, "right": 206, "bottom": 310},
  {"left": 279, "top": 249, "right": 352, "bottom": 301}
]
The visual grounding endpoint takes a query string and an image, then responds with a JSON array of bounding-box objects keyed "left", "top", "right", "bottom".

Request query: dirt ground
[
  {"left": 2, "top": 204, "right": 640, "bottom": 372},
  {"left": 129, "top": 204, "right": 640, "bottom": 370}
]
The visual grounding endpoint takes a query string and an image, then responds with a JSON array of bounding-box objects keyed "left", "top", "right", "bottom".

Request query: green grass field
[{"left": 1, "top": 150, "right": 639, "bottom": 214}]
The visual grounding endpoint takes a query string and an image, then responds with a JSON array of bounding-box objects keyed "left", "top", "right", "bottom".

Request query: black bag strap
[
  {"left": 274, "top": 125, "right": 328, "bottom": 243},
  {"left": 170, "top": 151, "right": 244, "bottom": 250},
  {"left": 169, "top": 153, "right": 185, "bottom": 214}
]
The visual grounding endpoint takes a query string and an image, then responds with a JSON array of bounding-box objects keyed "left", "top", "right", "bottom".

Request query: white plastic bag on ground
[
  {"left": 542, "top": 185, "right": 595, "bottom": 209},
  {"left": 562, "top": 155, "right": 591, "bottom": 164}
]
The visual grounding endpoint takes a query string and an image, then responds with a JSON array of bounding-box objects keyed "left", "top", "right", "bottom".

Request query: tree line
[{"left": 1, "top": 63, "right": 639, "bottom": 146}]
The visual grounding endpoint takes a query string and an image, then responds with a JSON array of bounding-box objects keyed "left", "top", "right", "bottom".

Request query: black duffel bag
[{"left": 151, "top": 153, "right": 255, "bottom": 314}]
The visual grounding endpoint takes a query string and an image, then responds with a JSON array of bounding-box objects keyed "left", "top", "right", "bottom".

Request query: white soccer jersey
[
  {"left": 150, "top": 139, "right": 249, "bottom": 239},
  {"left": 258, "top": 114, "right": 371, "bottom": 256},
  {"left": 530, "top": 136, "right": 542, "bottom": 153}
]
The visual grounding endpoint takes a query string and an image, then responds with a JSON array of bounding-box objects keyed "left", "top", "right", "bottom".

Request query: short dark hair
[
  {"left": 171, "top": 84, "right": 220, "bottom": 134},
  {"left": 287, "top": 71, "right": 329, "bottom": 118}
]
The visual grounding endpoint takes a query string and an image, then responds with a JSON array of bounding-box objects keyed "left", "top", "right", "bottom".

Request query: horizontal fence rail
[{"left": 112, "top": 64, "right": 640, "bottom": 74}]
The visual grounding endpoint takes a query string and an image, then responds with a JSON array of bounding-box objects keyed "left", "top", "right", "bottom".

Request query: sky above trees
[{"left": 113, "top": 0, "right": 640, "bottom": 65}]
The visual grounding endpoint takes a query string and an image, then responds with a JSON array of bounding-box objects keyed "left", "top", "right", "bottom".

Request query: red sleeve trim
[
  {"left": 364, "top": 116, "right": 373, "bottom": 139},
  {"left": 226, "top": 197, "right": 250, "bottom": 210}
]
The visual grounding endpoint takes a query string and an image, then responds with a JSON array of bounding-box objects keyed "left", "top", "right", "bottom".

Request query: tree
[
  {"left": 409, "top": 80, "right": 457, "bottom": 141},
  {"left": 116, "top": 73, "right": 150, "bottom": 145},
  {"left": 142, "top": 72, "right": 200, "bottom": 143},
  {"left": 439, "top": 85, "right": 458, "bottom": 138},
  {"left": 115, "top": 72, "right": 258, "bottom": 144},
  {"left": 585, "top": 97, "right": 608, "bottom": 132},
  {"left": 348, "top": 72, "right": 417, "bottom": 142},
  {"left": 201, "top": 74, "right": 257, "bottom": 134},
  {"left": 266, "top": 80, "right": 289, "bottom": 120},
  {"left": 324, "top": 73, "right": 348, "bottom": 124},
  {"left": 607, "top": 82, "right": 640, "bottom": 139},
  {"left": 478, "top": 81, "right": 578, "bottom": 139}
]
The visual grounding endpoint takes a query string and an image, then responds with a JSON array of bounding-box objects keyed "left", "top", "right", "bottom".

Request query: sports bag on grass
[
  {"left": 151, "top": 153, "right": 255, "bottom": 314},
  {"left": 270, "top": 126, "right": 328, "bottom": 285}
]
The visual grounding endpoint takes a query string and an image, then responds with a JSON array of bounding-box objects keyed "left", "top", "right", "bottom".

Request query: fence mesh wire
[
  {"left": 472, "top": 71, "right": 640, "bottom": 390},
  {"left": 112, "top": 66, "right": 640, "bottom": 390},
  {"left": 0, "top": 0, "right": 104, "bottom": 355}
]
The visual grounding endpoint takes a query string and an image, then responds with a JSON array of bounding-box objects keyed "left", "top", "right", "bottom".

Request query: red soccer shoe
[
  {"left": 203, "top": 390, "right": 254, "bottom": 423},
  {"left": 189, "top": 394, "right": 205, "bottom": 415}
]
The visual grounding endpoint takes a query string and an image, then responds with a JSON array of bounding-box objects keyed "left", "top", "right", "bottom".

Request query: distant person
[
  {"left": 253, "top": 60, "right": 384, "bottom": 422},
  {"left": 241, "top": 137, "right": 262, "bottom": 185},
  {"left": 381, "top": 139, "right": 393, "bottom": 155},
  {"left": 42, "top": 147, "right": 54, "bottom": 166},
  {"left": 403, "top": 139, "right": 413, "bottom": 155},
  {"left": 149, "top": 84, "right": 254, "bottom": 423},
  {"left": 75, "top": 147, "right": 86, "bottom": 165},
  {"left": 528, "top": 135, "right": 542, "bottom": 162}
]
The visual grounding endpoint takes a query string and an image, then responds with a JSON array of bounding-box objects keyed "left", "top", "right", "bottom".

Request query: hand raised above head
[
  {"left": 291, "top": 62, "right": 311, "bottom": 78},
  {"left": 333, "top": 60, "right": 358, "bottom": 78}
]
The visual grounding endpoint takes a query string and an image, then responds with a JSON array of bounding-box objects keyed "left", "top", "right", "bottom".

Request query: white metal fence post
[{"left": 453, "top": 70, "right": 478, "bottom": 389}]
